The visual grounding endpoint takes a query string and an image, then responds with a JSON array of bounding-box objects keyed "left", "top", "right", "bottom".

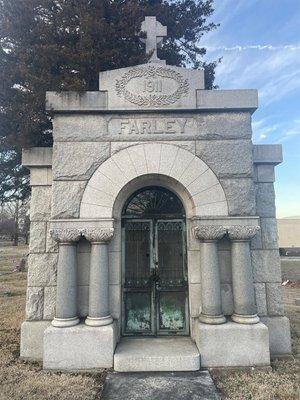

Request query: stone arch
[{"left": 79, "top": 143, "right": 228, "bottom": 218}]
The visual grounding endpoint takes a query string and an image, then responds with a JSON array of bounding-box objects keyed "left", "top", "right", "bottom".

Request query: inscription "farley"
[{"left": 117, "top": 118, "right": 194, "bottom": 135}]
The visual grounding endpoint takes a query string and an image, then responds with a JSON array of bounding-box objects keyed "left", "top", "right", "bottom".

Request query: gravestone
[{"left": 20, "top": 16, "right": 291, "bottom": 371}]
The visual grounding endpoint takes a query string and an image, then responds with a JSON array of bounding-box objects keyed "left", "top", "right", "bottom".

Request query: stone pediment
[{"left": 99, "top": 63, "right": 204, "bottom": 110}]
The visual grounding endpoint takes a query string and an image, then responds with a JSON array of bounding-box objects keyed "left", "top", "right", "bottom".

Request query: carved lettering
[{"left": 115, "top": 118, "right": 193, "bottom": 135}]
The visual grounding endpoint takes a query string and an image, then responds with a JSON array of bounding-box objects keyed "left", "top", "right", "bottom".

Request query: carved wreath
[{"left": 115, "top": 65, "right": 189, "bottom": 107}]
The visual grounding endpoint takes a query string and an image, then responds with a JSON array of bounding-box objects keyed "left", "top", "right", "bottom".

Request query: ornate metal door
[{"left": 121, "top": 187, "right": 189, "bottom": 336}]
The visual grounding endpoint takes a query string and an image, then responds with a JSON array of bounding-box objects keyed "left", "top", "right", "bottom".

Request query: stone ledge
[
  {"left": 46, "top": 91, "right": 107, "bottom": 111},
  {"left": 195, "top": 321, "right": 270, "bottom": 367},
  {"left": 253, "top": 144, "right": 283, "bottom": 165},
  {"left": 196, "top": 90, "right": 258, "bottom": 113},
  {"left": 22, "top": 148, "right": 53, "bottom": 167}
]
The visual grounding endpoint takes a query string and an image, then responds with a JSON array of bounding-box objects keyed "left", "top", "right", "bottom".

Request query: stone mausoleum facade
[{"left": 20, "top": 17, "right": 291, "bottom": 371}]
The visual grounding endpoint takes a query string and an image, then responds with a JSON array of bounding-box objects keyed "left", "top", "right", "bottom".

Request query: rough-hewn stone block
[
  {"left": 251, "top": 250, "right": 281, "bottom": 283},
  {"left": 254, "top": 283, "right": 267, "bottom": 316},
  {"left": 26, "top": 287, "right": 44, "bottom": 320},
  {"left": 256, "top": 183, "right": 276, "bottom": 217},
  {"left": 27, "top": 253, "right": 58, "bottom": 286},
  {"left": 30, "top": 186, "right": 52, "bottom": 221},
  {"left": 51, "top": 181, "right": 86, "bottom": 219},
  {"left": 53, "top": 142, "right": 110, "bottom": 180},
  {"left": 220, "top": 178, "right": 256, "bottom": 215},
  {"left": 29, "top": 222, "right": 46, "bottom": 253},
  {"left": 260, "top": 218, "right": 279, "bottom": 249},
  {"left": 43, "top": 286, "right": 56, "bottom": 320},
  {"left": 46, "top": 223, "right": 58, "bottom": 253},
  {"left": 195, "top": 140, "right": 253, "bottom": 178},
  {"left": 266, "top": 283, "right": 284, "bottom": 316}
]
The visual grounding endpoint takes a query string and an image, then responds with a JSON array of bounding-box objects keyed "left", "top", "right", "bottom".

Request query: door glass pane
[
  {"left": 124, "top": 221, "right": 151, "bottom": 286},
  {"left": 157, "top": 221, "right": 184, "bottom": 286},
  {"left": 124, "top": 292, "right": 152, "bottom": 333},
  {"left": 158, "top": 291, "right": 186, "bottom": 331}
]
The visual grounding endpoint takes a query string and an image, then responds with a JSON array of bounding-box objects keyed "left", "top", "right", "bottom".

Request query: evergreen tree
[{"left": 0, "top": 0, "right": 219, "bottom": 201}]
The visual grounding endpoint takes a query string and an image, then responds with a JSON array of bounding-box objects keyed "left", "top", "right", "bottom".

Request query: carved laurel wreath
[{"left": 115, "top": 65, "right": 189, "bottom": 107}]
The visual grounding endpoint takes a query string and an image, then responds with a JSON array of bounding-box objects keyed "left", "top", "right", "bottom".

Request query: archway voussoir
[
  {"left": 169, "top": 148, "right": 195, "bottom": 181},
  {"left": 126, "top": 145, "right": 148, "bottom": 176},
  {"left": 80, "top": 202, "right": 113, "bottom": 219},
  {"left": 158, "top": 144, "right": 179, "bottom": 175},
  {"left": 144, "top": 143, "right": 162, "bottom": 173}
]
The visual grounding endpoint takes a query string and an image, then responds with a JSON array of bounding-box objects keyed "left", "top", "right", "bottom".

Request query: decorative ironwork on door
[{"left": 121, "top": 186, "right": 189, "bottom": 336}]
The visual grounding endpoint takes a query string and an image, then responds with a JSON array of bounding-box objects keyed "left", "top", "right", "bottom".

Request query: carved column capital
[
  {"left": 193, "top": 225, "right": 226, "bottom": 242},
  {"left": 49, "top": 228, "right": 81, "bottom": 243},
  {"left": 227, "top": 225, "right": 260, "bottom": 241},
  {"left": 82, "top": 228, "right": 114, "bottom": 243}
]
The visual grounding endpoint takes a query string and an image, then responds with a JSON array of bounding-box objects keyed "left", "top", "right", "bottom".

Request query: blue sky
[{"left": 202, "top": 0, "right": 300, "bottom": 218}]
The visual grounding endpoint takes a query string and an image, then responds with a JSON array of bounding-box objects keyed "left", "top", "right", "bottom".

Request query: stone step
[{"left": 114, "top": 337, "right": 200, "bottom": 372}]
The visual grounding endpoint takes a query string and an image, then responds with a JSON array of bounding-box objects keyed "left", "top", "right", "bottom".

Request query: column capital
[
  {"left": 82, "top": 227, "right": 114, "bottom": 243},
  {"left": 49, "top": 228, "right": 81, "bottom": 243},
  {"left": 227, "top": 225, "right": 260, "bottom": 241},
  {"left": 193, "top": 225, "right": 226, "bottom": 242}
]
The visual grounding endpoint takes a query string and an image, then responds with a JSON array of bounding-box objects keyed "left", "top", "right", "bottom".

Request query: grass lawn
[{"left": 0, "top": 242, "right": 299, "bottom": 399}]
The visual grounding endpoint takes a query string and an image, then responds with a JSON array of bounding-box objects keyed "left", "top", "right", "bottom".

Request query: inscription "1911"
[{"left": 143, "top": 79, "right": 163, "bottom": 93}]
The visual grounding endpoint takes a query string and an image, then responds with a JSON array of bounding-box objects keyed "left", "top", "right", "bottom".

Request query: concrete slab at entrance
[
  {"left": 114, "top": 337, "right": 200, "bottom": 372},
  {"left": 101, "top": 371, "right": 220, "bottom": 400}
]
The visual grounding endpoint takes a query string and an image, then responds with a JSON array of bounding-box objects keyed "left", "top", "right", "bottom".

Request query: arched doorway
[{"left": 121, "top": 186, "right": 189, "bottom": 336}]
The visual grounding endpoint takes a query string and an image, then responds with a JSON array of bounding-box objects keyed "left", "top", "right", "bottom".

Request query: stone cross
[{"left": 141, "top": 16, "right": 167, "bottom": 63}]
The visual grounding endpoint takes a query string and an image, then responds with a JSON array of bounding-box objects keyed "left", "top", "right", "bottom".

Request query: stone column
[
  {"left": 49, "top": 228, "right": 81, "bottom": 327},
  {"left": 228, "top": 226, "right": 260, "bottom": 324},
  {"left": 193, "top": 226, "right": 227, "bottom": 324},
  {"left": 83, "top": 228, "right": 114, "bottom": 327}
]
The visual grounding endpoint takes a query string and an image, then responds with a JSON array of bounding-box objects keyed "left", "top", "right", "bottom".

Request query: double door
[{"left": 122, "top": 219, "right": 189, "bottom": 336}]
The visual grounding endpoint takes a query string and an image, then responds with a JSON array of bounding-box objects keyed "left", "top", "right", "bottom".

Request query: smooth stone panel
[
  {"left": 195, "top": 321, "right": 270, "bottom": 367},
  {"left": 46, "top": 91, "right": 107, "bottom": 111},
  {"left": 260, "top": 316, "right": 292, "bottom": 355},
  {"left": 30, "top": 167, "right": 53, "bottom": 186},
  {"left": 114, "top": 337, "right": 200, "bottom": 372},
  {"left": 253, "top": 144, "right": 283, "bottom": 165},
  {"left": 20, "top": 320, "right": 51, "bottom": 361},
  {"left": 22, "top": 147, "right": 53, "bottom": 167},
  {"left": 196, "top": 89, "right": 258, "bottom": 112},
  {"left": 43, "top": 322, "right": 117, "bottom": 370},
  {"left": 255, "top": 164, "right": 275, "bottom": 183}
]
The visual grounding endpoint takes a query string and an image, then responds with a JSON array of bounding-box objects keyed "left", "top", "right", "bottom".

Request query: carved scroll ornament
[
  {"left": 193, "top": 225, "right": 227, "bottom": 242},
  {"left": 49, "top": 228, "right": 81, "bottom": 243},
  {"left": 82, "top": 228, "right": 114, "bottom": 243},
  {"left": 227, "top": 225, "right": 260, "bottom": 241}
]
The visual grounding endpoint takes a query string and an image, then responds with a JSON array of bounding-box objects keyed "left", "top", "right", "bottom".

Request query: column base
[
  {"left": 231, "top": 313, "right": 260, "bottom": 324},
  {"left": 52, "top": 316, "right": 80, "bottom": 328},
  {"left": 85, "top": 315, "right": 113, "bottom": 327},
  {"left": 43, "top": 321, "right": 117, "bottom": 370},
  {"left": 199, "top": 314, "right": 226, "bottom": 325}
]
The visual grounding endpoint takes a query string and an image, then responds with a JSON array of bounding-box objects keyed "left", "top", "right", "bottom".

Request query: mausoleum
[{"left": 20, "top": 17, "right": 292, "bottom": 371}]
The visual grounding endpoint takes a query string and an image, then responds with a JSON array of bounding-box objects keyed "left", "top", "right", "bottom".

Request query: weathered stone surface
[
  {"left": 251, "top": 250, "right": 282, "bottom": 283},
  {"left": 266, "top": 283, "right": 284, "bottom": 316},
  {"left": 109, "top": 284, "right": 121, "bottom": 319},
  {"left": 188, "top": 250, "right": 201, "bottom": 284},
  {"left": 20, "top": 321, "right": 51, "bottom": 361},
  {"left": 22, "top": 147, "right": 53, "bottom": 167},
  {"left": 77, "top": 252, "right": 90, "bottom": 286},
  {"left": 46, "top": 91, "right": 107, "bottom": 112},
  {"left": 189, "top": 283, "right": 201, "bottom": 318},
  {"left": 26, "top": 287, "right": 44, "bottom": 320},
  {"left": 30, "top": 167, "right": 53, "bottom": 186},
  {"left": 196, "top": 90, "right": 258, "bottom": 112},
  {"left": 260, "top": 316, "right": 292, "bottom": 355},
  {"left": 195, "top": 321, "right": 270, "bottom": 367},
  {"left": 111, "top": 140, "right": 195, "bottom": 155},
  {"left": 78, "top": 285, "right": 89, "bottom": 317},
  {"left": 30, "top": 186, "right": 52, "bottom": 221},
  {"left": 51, "top": 181, "right": 86, "bottom": 219},
  {"left": 43, "top": 286, "right": 56, "bottom": 320},
  {"left": 195, "top": 140, "right": 253, "bottom": 178},
  {"left": 114, "top": 337, "right": 200, "bottom": 372},
  {"left": 253, "top": 144, "right": 283, "bottom": 165},
  {"left": 27, "top": 253, "right": 58, "bottom": 286},
  {"left": 255, "top": 164, "right": 275, "bottom": 183},
  {"left": 256, "top": 183, "right": 276, "bottom": 217},
  {"left": 102, "top": 371, "right": 219, "bottom": 400},
  {"left": 46, "top": 223, "right": 58, "bottom": 253},
  {"left": 43, "top": 322, "right": 117, "bottom": 370},
  {"left": 220, "top": 178, "right": 256, "bottom": 215},
  {"left": 29, "top": 222, "right": 46, "bottom": 253},
  {"left": 52, "top": 114, "right": 108, "bottom": 141},
  {"left": 53, "top": 142, "right": 110, "bottom": 180},
  {"left": 260, "top": 218, "right": 279, "bottom": 249},
  {"left": 109, "top": 252, "right": 121, "bottom": 285},
  {"left": 221, "top": 283, "right": 234, "bottom": 315},
  {"left": 254, "top": 283, "right": 267, "bottom": 316}
]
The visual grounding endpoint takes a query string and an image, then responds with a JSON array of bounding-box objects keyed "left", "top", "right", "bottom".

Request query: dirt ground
[{"left": 0, "top": 242, "right": 299, "bottom": 400}]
